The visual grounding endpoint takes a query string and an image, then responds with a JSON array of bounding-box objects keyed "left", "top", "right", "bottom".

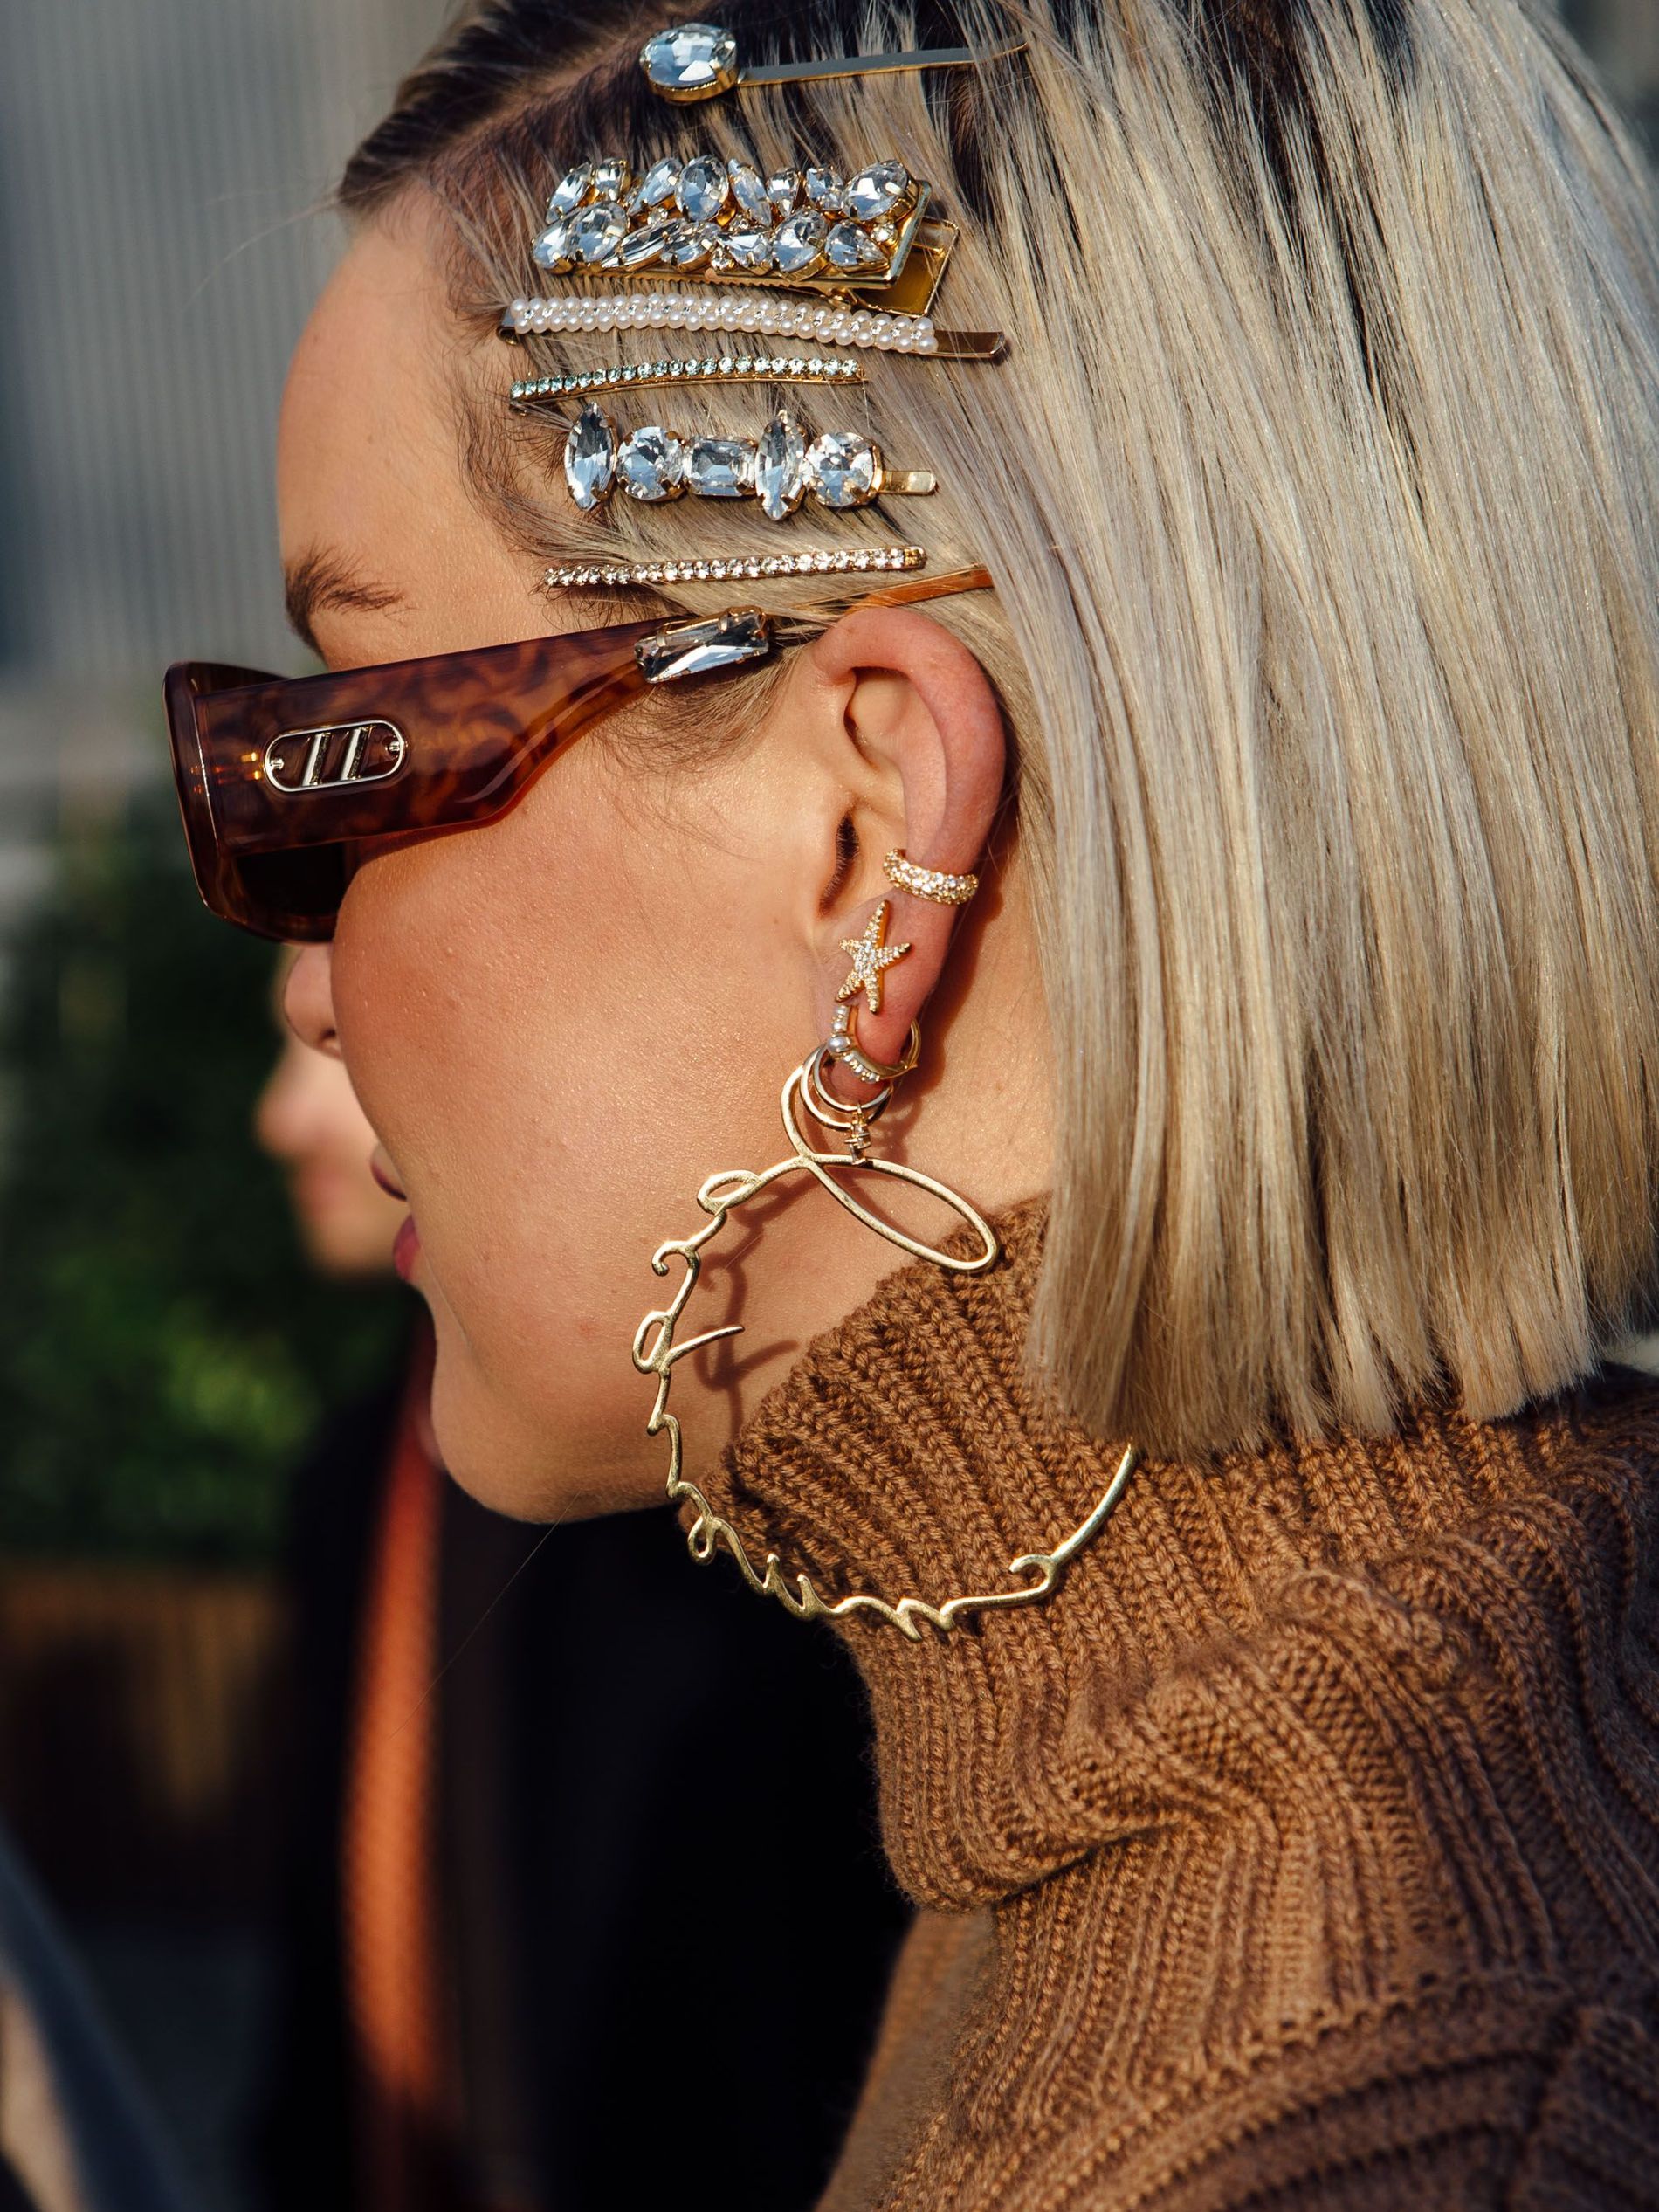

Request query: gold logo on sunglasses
[{"left": 264, "top": 720, "right": 408, "bottom": 795}]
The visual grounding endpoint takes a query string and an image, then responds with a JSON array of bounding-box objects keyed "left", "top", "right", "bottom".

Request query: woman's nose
[{"left": 284, "top": 942, "right": 341, "bottom": 1058}]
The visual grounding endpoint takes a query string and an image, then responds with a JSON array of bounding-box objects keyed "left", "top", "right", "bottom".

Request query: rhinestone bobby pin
[
  {"left": 545, "top": 544, "right": 926, "bottom": 589},
  {"left": 510, "top": 353, "right": 864, "bottom": 405},
  {"left": 561, "top": 399, "right": 935, "bottom": 520}
]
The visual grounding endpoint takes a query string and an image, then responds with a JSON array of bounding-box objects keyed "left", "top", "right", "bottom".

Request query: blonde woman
[{"left": 169, "top": 0, "right": 1659, "bottom": 2201}]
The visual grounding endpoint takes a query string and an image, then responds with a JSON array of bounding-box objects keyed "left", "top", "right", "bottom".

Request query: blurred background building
[
  {"left": 0, "top": 3, "right": 1652, "bottom": 2209},
  {"left": 0, "top": 4, "right": 437, "bottom": 2207}
]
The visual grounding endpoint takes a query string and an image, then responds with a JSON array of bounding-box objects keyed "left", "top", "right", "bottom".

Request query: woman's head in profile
[{"left": 275, "top": 0, "right": 1659, "bottom": 1524}]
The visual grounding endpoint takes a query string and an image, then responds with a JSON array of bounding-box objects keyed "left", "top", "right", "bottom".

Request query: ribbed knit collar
[{"left": 713, "top": 1199, "right": 1656, "bottom": 1913}]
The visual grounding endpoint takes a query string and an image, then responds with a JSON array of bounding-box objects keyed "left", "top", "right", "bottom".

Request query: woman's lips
[{"left": 392, "top": 1213, "right": 422, "bottom": 1283}]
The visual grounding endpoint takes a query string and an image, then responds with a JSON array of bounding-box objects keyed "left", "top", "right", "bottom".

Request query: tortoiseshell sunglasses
[{"left": 164, "top": 566, "right": 991, "bottom": 943}]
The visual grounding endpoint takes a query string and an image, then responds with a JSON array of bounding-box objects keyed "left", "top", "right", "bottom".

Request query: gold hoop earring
[{"left": 631, "top": 1022, "right": 1139, "bottom": 1639}]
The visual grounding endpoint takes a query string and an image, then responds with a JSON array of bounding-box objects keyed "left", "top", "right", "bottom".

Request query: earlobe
[{"left": 808, "top": 606, "right": 1006, "bottom": 1072}]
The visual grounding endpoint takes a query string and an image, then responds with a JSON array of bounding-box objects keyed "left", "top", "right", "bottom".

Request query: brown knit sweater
[{"left": 712, "top": 1200, "right": 1659, "bottom": 2209}]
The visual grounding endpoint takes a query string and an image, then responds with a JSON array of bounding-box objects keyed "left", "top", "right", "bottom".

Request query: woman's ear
[{"left": 803, "top": 604, "right": 1006, "bottom": 1073}]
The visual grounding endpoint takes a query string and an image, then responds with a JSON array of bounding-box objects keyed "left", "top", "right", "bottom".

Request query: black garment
[{"left": 255, "top": 1376, "right": 908, "bottom": 2212}]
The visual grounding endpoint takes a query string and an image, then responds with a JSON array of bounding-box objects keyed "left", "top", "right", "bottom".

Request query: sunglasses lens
[{"left": 229, "top": 846, "right": 353, "bottom": 942}]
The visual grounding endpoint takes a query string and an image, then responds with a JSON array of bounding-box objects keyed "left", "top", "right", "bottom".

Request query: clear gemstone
[
  {"left": 564, "top": 403, "right": 617, "bottom": 510},
  {"left": 766, "top": 168, "right": 802, "bottom": 217},
  {"left": 825, "top": 221, "right": 885, "bottom": 271},
  {"left": 685, "top": 437, "right": 755, "bottom": 497},
  {"left": 591, "top": 156, "right": 631, "bottom": 199},
  {"left": 805, "top": 430, "right": 878, "bottom": 507},
  {"left": 616, "top": 216, "right": 680, "bottom": 269},
  {"left": 664, "top": 221, "right": 719, "bottom": 269},
  {"left": 723, "top": 224, "right": 774, "bottom": 272},
  {"left": 570, "top": 201, "right": 628, "bottom": 263},
  {"left": 754, "top": 408, "right": 808, "bottom": 521},
  {"left": 617, "top": 424, "right": 685, "bottom": 501},
  {"left": 677, "top": 156, "right": 731, "bottom": 221},
  {"left": 727, "top": 161, "right": 773, "bottom": 224},
  {"left": 845, "top": 159, "right": 910, "bottom": 221},
  {"left": 631, "top": 156, "right": 681, "bottom": 210},
  {"left": 771, "top": 210, "right": 828, "bottom": 274},
  {"left": 532, "top": 218, "right": 574, "bottom": 269},
  {"left": 805, "top": 166, "right": 844, "bottom": 209},
  {"left": 639, "top": 22, "right": 739, "bottom": 96},
  {"left": 547, "top": 162, "right": 592, "bottom": 217}
]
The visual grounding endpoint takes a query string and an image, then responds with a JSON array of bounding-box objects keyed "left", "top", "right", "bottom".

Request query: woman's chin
[{"left": 428, "top": 1354, "right": 663, "bottom": 1526}]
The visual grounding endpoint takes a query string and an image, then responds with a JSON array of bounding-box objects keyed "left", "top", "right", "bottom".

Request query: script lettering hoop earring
[{"left": 631, "top": 1043, "right": 1139, "bottom": 1640}]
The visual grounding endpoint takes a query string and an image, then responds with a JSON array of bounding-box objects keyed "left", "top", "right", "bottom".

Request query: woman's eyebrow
[{"left": 283, "top": 548, "right": 407, "bottom": 657}]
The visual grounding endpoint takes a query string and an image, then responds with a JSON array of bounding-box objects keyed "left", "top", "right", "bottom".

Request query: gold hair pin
[
  {"left": 561, "top": 400, "right": 935, "bottom": 518},
  {"left": 638, "top": 20, "right": 1022, "bottom": 105},
  {"left": 529, "top": 153, "right": 953, "bottom": 315}
]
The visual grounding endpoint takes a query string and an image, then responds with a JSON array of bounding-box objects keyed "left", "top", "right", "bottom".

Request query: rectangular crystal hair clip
[{"left": 531, "top": 152, "right": 950, "bottom": 315}]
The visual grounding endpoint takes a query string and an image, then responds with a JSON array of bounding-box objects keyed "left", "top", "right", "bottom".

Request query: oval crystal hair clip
[
  {"left": 561, "top": 400, "right": 936, "bottom": 520},
  {"left": 638, "top": 19, "right": 1023, "bottom": 105}
]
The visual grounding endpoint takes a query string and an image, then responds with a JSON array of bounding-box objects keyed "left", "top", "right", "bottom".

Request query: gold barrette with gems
[
  {"left": 561, "top": 400, "right": 935, "bottom": 519},
  {"left": 527, "top": 152, "right": 953, "bottom": 316},
  {"left": 638, "top": 20, "right": 1022, "bottom": 105}
]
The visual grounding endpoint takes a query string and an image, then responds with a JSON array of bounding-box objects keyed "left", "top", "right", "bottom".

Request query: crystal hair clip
[
  {"left": 499, "top": 292, "right": 1004, "bottom": 361},
  {"left": 637, "top": 20, "right": 1022, "bottom": 106},
  {"left": 527, "top": 153, "right": 953, "bottom": 315},
  {"left": 510, "top": 352, "right": 865, "bottom": 405},
  {"left": 545, "top": 545, "right": 927, "bottom": 590},
  {"left": 561, "top": 399, "right": 935, "bottom": 518}
]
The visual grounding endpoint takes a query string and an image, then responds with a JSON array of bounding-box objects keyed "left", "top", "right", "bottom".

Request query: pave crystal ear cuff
[
  {"left": 883, "top": 850, "right": 980, "bottom": 905},
  {"left": 561, "top": 399, "right": 935, "bottom": 519}
]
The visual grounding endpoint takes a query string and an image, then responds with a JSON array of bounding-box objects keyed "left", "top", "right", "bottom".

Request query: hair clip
[
  {"left": 638, "top": 20, "right": 1022, "bottom": 106},
  {"left": 529, "top": 154, "right": 953, "bottom": 315},
  {"left": 544, "top": 545, "right": 927, "bottom": 590},
  {"left": 510, "top": 353, "right": 864, "bottom": 407},
  {"left": 499, "top": 290, "right": 1007, "bottom": 362},
  {"left": 561, "top": 400, "right": 934, "bottom": 519}
]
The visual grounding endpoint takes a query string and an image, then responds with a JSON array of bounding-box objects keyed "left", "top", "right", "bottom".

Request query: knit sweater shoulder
[{"left": 710, "top": 1199, "right": 1659, "bottom": 2211}]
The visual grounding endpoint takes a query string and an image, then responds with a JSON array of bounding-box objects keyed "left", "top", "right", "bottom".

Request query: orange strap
[{"left": 341, "top": 1335, "right": 447, "bottom": 2202}]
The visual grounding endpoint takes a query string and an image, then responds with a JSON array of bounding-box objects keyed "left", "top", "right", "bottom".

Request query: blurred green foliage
[{"left": 0, "top": 789, "right": 405, "bottom": 1562}]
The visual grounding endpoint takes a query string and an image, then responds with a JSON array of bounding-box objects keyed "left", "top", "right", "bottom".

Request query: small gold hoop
[
  {"left": 826, "top": 1006, "right": 923, "bottom": 1087},
  {"left": 883, "top": 850, "right": 980, "bottom": 906},
  {"left": 802, "top": 1044, "right": 897, "bottom": 1134}
]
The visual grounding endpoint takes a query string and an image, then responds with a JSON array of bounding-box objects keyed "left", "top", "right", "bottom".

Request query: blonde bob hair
[{"left": 344, "top": 0, "right": 1659, "bottom": 1458}]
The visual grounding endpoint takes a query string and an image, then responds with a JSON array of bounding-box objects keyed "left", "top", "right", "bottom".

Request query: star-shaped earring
[{"left": 836, "top": 899, "right": 913, "bottom": 1016}]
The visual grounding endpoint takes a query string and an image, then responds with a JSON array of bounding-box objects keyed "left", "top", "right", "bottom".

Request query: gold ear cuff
[{"left": 883, "top": 850, "right": 980, "bottom": 906}]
